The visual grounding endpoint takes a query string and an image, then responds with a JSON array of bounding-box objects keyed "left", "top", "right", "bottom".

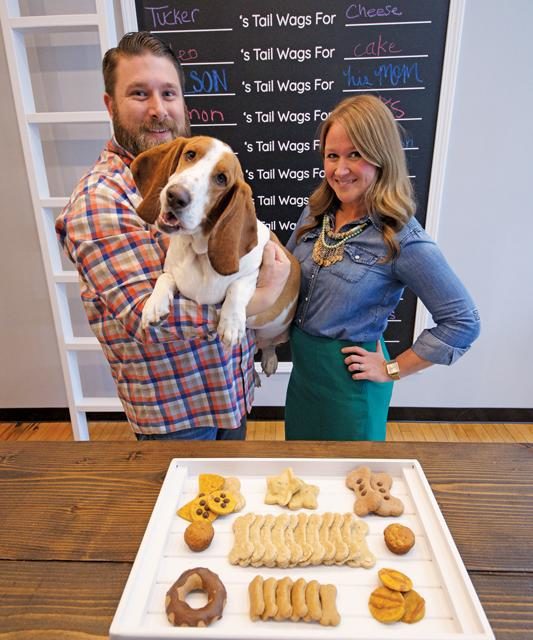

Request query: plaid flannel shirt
[{"left": 56, "top": 138, "right": 255, "bottom": 434}]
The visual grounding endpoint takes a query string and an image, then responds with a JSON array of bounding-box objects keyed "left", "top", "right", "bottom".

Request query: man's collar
[{"left": 107, "top": 137, "right": 136, "bottom": 162}]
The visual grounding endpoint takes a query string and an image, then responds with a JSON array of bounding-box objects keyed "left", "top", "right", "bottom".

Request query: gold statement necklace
[{"left": 312, "top": 214, "right": 371, "bottom": 267}]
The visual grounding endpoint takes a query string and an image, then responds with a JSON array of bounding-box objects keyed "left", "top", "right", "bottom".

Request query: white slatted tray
[{"left": 109, "top": 458, "right": 494, "bottom": 640}]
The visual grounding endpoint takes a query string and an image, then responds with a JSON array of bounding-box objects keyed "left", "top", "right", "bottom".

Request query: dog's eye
[
  {"left": 215, "top": 173, "right": 227, "bottom": 186},
  {"left": 184, "top": 150, "right": 196, "bottom": 160}
]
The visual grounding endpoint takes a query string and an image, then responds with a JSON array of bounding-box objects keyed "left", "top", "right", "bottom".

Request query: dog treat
[
  {"left": 249, "top": 576, "right": 340, "bottom": 626},
  {"left": 231, "top": 512, "right": 374, "bottom": 569},
  {"left": 184, "top": 520, "right": 214, "bottom": 552},
  {"left": 346, "top": 518, "right": 376, "bottom": 568},
  {"left": 368, "top": 586, "right": 405, "bottom": 623},
  {"left": 307, "top": 513, "right": 326, "bottom": 566},
  {"left": 198, "top": 473, "right": 225, "bottom": 494},
  {"left": 291, "top": 577, "right": 308, "bottom": 621},
  {"left": 319, "top": 584, "right": 341, "bottom": 626},
  {"left": 265, "top": 467, "right": 303, "bottom": 507},
  {"left": 257, "top": 514, "right": 277, "bottom": 568},
  {"left": 319, "top": 512, "right": 336, "bottom": 564},
  {"left": 207, "top": 489, "right": 236, "bottom": 515},
  {"left": 371, "top": 472, "right": 405, "bottom": 517},
  {"left": 294, "top": 513, "right": 314, "bottom": 566},
  {"left": 401, "top": 589, "right": 426, "bottom": 623},
  {"left": 286, "top": 515, "right": 303, "bottom": 566},
  {"left": 303, "top": 580, "right": 322, "bottom": 622},
  {"left": 165, "top": 567, "right": 226, "bottom": 627},
  {"left": 248, "top": 575, "right": 265, "bottom": 621},
  {"left": 249, "top": 514, "right": 266, "bottom": 566},
  {"left": 369, "top": 569, "right": 426, "bottom": 625},
  {"left": 229, "top": 513, "right": 255, "bottom": 565},
  {"left": 346, "top": 466, "right": 404, "bottom": 517},
  {"left": 274, "top": 577, "right": 294, "bottom": 621},
  {"left": 189, "top": 495, "right": 218, "bottom": 522},
  {"left": 288, "top": 482, "right": 319, "bottom": 510},
  {"left": 378, "top": 568, "right": 413, "bottom": 593},
  {"left": 262, "top": 577, "right": 278, "bottom": 620},
  {"left": 223, "top": 476, "right": 246, "bottom": 511},
  {"left": 384, "top": 523, "right": 415, "bottom": 555},
  {"left": 270, "top": 513, "right": 291, "bottom": 568}
]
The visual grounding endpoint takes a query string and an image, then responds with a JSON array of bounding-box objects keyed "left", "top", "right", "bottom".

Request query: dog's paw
[
  {"left": 217, "top": 313, "right": 246, "bottom": 348},
  {"left": 141, "top": 292, "right": 172, "bottom": 329},
  {"left": 260, "top": 346, "right": 279, "bottom": 377}
]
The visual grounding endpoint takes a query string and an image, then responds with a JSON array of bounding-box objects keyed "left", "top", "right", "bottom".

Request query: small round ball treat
[
  {"left": 184, "top": 520, "right": 215, "bottom": 552},
  {"left": 383, "top": 523, "right": 415, "bottom": 555}
]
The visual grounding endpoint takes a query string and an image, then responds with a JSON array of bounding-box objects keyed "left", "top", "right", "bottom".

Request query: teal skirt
[{"left": 285, "top": 326, "right": 393, "bottom": 441}]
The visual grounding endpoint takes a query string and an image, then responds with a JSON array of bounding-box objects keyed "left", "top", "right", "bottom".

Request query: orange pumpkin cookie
[
  {"left": 402, "top": 589, "right": 426, "bottom": 623},
  {"left": 378, "top": 568, "right": 413, "bottom": 592},
  {"left": 384, "top": 523, "right": 415, "bottom": 555},
  {"left": 368, "top": 586, "right": 405, "bottom": 623},
  {"left": 207, "top": 490, "right": 237, "bottom": 515}
]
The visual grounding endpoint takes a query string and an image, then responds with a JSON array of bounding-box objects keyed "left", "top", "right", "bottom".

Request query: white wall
[{"left": 1, "top": 0, "right": 531, "bottom": 410}]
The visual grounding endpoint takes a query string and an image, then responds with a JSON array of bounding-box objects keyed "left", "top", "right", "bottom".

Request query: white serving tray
[{"left": 109, "top": 458, "right": 494, "bottom": 640}]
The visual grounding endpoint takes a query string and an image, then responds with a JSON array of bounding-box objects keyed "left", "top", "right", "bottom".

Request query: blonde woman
[{"left": 285, "top": 95, "right": 480, "bottom": 441}]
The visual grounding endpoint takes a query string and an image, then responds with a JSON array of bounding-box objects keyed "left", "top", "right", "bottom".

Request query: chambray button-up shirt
[{"left": 287, "top": 208, "right": 480, "bottom": 365}]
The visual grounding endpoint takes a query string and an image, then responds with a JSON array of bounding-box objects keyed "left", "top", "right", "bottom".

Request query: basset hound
[{"left": 131, "top": 135, "right": 300, "bottom": 377}]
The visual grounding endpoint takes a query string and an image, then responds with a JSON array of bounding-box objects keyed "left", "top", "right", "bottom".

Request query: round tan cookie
[
  {"left": 184, "top": 520, "right": 214, "bottom": 552},
  {"left": 207, "top": 490, "right": 237, "bottom": 515},
  {"left": 384, "top": 523, "right": 415, "bottom": 555},
  {"left": 368, "top": 586, "right": 405, "bottom": 624}
]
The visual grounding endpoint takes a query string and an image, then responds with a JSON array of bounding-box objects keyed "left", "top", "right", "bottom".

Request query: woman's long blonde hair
[{"left": 296, "top": 94, "right": 415, "bottom": 261}]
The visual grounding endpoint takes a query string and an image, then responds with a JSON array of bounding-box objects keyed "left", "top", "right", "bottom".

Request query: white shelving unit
[{"left": 0, "top": 1, "right": 121, "bottom": 439}]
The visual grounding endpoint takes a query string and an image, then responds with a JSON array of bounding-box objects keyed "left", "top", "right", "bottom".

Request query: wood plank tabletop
[{"left": 0, "top": 440, "right": 531, "bottom": 639}]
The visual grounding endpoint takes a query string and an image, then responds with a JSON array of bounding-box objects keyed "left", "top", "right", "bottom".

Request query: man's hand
[{"left": 246, "top": 241, "right": 291, "bottom": 317}]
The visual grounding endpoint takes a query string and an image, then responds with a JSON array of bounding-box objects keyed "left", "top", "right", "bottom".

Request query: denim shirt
[{"left": 286, "top": 208, "right": 480, "bottom": 365}]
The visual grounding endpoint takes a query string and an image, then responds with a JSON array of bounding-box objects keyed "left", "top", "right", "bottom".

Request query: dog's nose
[{"left": 166, "top": 186, "right": 191, "bottom": 210}]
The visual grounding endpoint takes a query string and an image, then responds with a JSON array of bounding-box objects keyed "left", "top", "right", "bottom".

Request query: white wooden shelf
[
  {"left": 27, "top": 111, "right": 109, "bottom": 124},
  {"left": 64, "top": 337, "right": 100, "bottom": 351},
  {"left": 76, "top": 397, "right": 123, "bottom": 412},
  {"left": 1, "top": 0, "right": 120, "bottom": 440},
  {"left": 8, "top": 14, "right": 101, "bottom": 31}
]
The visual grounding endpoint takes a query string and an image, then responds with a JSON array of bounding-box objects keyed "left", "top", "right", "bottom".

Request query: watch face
[{"left": 386, "top": 361, "right": 400, "bottom": 378}]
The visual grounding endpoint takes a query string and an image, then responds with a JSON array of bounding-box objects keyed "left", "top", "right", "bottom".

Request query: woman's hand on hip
[{"left": 341, "top": 340, "right": 390, "bottom": 382}]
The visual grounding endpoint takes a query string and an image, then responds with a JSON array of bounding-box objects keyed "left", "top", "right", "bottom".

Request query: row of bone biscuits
[
  {"left": 229, "top": 512, "right": 376, "bottom": 569},
  {"left": 249, "top": 575, "right": 340, "bottom": 626}
]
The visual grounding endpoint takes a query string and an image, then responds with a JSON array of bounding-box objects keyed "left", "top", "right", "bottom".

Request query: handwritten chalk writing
[
  {"left": 188, "top": 107, "right": 224, "bottom": 124},
  {"left": 380, "top": 97, "right": 406, "bottom": 119},
  {"left": 145, "top": 5, "right": 199, "bottom": 28},
  {"left": 343, "top": 66, "right": 374, "bottom": 88},
  {"left": 374, "top": 62, "right": 422, "bottom": 86},
  {"left": 188, "top": 68, "right": 228, "bottom": 93},
  {"left": 176, "top": 48, "right": 198, "bottom": 63},
  {"left": 345, "top": 3, "right": 402, "bottom": 20},
  {"left": 353, "top": 34, "right": 402, "bottom": 57}
]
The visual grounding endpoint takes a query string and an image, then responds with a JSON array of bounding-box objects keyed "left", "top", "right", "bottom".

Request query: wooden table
[{"left": 0, "top": 441, "right": 531, "bottom": 639}]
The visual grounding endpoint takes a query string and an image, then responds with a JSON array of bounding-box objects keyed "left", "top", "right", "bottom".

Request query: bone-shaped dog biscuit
[
  {"left": 256, "top": 514, "right": 276, "bottom": 568},
  {"left": 274, "top": 577, "right": 293, "bottom": 621},
  {"left": 319, "top": 584, "right": 341, "bottom": 626},
  {"left": 271, "top": 513, "right": 291, "bottom": 568},
  {"left": 291, "top": 577, "right": 308, "bottom": 621},
  {"left": 319, "top": 512, "right": 336, "bottom": 564},
  {"left": 294, "top": 513, "right": 314, "bottom": 566},
  {"left": 262, "top": 577, "right": 278, "bottom": 620},
  {"left": 249, "top": 514, "right": 266, "bottom": 567},
  {"left": 229, "top": 513, "right": 254, "bottom": 565},
  {"left": 248, "top": 575, "right": 264, "bottom": 621},
  {"left": 286, "top": 515, "right": 303, "bottom": 567},
  {"left": 370, "top": 472, "right": 404, "bottom": 517}
]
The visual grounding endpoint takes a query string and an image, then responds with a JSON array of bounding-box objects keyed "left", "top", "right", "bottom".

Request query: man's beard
[{"left": 111, "top": 107, "right": 191, "bottom": 156}]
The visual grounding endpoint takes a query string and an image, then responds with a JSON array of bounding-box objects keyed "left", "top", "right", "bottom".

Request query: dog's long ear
[
  {"left": 207, "top": 179, "right": 258, "bottom": 276},
  {"left": 130, "top": 137, "right": 188, "bottom": 223}
]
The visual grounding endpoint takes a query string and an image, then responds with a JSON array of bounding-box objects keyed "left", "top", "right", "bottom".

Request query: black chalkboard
[{"left": 134, "top": 0, "right": 451, "bottom": 360}]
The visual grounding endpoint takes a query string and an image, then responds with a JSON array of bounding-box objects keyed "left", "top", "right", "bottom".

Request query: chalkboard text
[
  {"left": 241, "top": 12, "right": 337, "bottom": 28},
  {"left": 345, "top": 4, "right": 402, "bottom": 20},
  {"left": 144, "top": 5, "right": 199, "bottom": 28}
]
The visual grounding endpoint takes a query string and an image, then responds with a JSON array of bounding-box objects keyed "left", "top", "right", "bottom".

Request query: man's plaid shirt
[{"left": 56, "top": 139, "right": 255, "bottom": 434}]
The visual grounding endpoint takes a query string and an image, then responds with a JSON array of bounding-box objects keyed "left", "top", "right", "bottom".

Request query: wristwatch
[{"left": 385, "top": 360, "right": 401, "bottom": 380}]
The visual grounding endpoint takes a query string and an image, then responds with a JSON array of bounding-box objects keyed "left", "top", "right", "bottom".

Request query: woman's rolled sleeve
[{"left": 395, "top": 223, "right": 481, "bottom": 365}]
